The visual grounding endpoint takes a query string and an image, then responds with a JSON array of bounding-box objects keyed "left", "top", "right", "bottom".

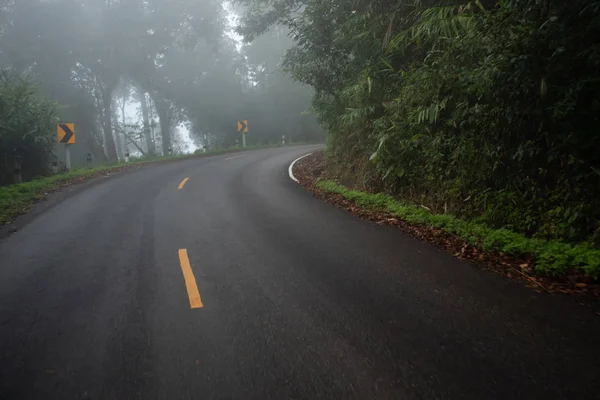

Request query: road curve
[{"left": 0, "top": 145, "right": 598, "bottom": 399}]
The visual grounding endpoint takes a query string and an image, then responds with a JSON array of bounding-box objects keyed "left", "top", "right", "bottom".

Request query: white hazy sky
[{"left": 225, "top": 2, "right": 244, "bottom": 50}]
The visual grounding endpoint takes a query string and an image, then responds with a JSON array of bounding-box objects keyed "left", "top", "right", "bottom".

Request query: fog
[
  {"left": 1, "top": 1, "right": 599, "bottom": 398},
  {"left": 0, "top": 0, "right": 323, "bottom": 179}
]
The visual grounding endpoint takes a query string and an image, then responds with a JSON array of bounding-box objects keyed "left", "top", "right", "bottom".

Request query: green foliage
[
  {"left": 239, "top": 0, "right": 600, "bottom": 246},
  {"left": 0, "top": 71, "right": 59, "bottom": 184},
  {"left": 317, "top": 180, "right": 600, "bottom": 278}
]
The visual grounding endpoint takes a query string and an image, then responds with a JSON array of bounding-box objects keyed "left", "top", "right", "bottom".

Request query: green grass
[
  {"left": 0, "top": 144, "right": 314, "bottom": 225},
  {"left": 317, "top": 180, "right": 600, "bottom": 278},
  {"left": 0, "top": 165, "right": 117, "bottom": 225}
]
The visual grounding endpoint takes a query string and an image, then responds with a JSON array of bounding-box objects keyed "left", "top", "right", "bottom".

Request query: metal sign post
[
  {"left": 57, "top": 123, "right": 75, "bottom": 172},
  {"left": 52, "top": 154, "right": 59, "bottom": 173},
  {"left": 237, "top": 120, "right": 248, "bottom": 148},
  {"left": 65, "top": 144, "right": 71, "bottom": 171}
]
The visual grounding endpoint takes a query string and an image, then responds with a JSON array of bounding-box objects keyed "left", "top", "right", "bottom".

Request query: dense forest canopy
[
  {"left": 0, "top": 0, "right": 323, "bottom": 183},
  {"left": 237, "top": 0, "right": 600, "bottom": 248}
]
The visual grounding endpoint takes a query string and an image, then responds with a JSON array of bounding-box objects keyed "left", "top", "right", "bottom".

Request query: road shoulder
[{"left": 292, "top": 151, "right": 600, "bottom": 298}]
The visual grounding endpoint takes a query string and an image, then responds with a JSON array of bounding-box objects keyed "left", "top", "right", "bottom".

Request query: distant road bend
[{"left": 0, "top": 145, "right": 598, "bottom": 399}]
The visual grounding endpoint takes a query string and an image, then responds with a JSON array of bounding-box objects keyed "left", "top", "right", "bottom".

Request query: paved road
[{"left": 0, "top": 145, "right": 598, "bottom": 399}]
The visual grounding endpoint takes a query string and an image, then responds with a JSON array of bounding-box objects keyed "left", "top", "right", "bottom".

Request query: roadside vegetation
[
  {"left": 0, "top": 74, "right": 59, "bottom": 184},
  {"left": 317, "top": 180, "right": 600, "bottom": 278},
  {"left": 239, "top": 1, "right": 600, "bottom": 277}
]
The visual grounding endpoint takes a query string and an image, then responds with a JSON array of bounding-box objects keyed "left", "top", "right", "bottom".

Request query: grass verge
[
  {"left": 1, "top": 165, "right": 117, "bottom": 224},
  {"left": 317, "top": 180, "right": 600, "bottom": 279},
  {"left": 0, "top": 144, "right": 311, "bottom": 225}
]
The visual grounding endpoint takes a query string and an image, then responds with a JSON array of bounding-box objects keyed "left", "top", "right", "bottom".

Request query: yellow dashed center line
[
  {"left": 178, "top": 249, "right": 203, "bottom": 309},
  {"left": 225, "top": 155, "right": 245, "bottom": 161},
  {"left": 178, "top": 178, "right": 189, "bottom": 190}
]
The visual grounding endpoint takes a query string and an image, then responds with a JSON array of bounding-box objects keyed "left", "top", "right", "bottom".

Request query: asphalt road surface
[{"left": 0, "top": 145, "right": 599, "bottom": 399}]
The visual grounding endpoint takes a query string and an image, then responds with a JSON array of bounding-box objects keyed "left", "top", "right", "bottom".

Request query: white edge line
[
  {"left": 225, "top": 154, "right": 245, "bottom": 161},
  {"left": 288, "top": 152, "right": 313, "bottom": 183}
]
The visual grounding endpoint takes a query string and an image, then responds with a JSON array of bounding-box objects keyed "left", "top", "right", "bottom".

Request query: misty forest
[
  {"left": 1, "top": 0, "right": 600, "bottom": 275},
  {"left": 0, "top": 0, "right": 322, "bottom": 182}
]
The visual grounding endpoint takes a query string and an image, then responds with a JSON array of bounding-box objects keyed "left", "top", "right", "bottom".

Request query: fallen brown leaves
[{"left": 294, "top": 151, "right": 600, "bottom": 297}]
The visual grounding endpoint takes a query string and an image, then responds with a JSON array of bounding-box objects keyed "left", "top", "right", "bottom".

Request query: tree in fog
[{"left": 0, "top": 0, "right": 323, "bottom": 182}]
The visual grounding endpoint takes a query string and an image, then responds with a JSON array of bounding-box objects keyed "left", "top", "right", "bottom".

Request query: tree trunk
[
  {"left": 154, "top": 97, "right": 172, "bottom": 155},
  {"left": 102, "top": 88, "right": 118, "bottom": 161},
  {"left": 159, "top": 108, "right": 171, "bottom": 155},
  {"left": 112, "top": 97, "right": 124, "bottom": 161},
  {"left": 121, "top": 102, "right": 131, "bottom": 157},
  {"left": 89, "top": 132, "right": 107, "bottom": 163},
  {"left": 126, "top": 137, "right": 145, "bottom": 155},
  {"left": 139, "top": 89, "right": 155, "bottom": 155}
]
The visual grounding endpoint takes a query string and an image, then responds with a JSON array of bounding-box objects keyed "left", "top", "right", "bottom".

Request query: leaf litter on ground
[{"left": 294, "top": 151, "right": 600, "bottom": 297}]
